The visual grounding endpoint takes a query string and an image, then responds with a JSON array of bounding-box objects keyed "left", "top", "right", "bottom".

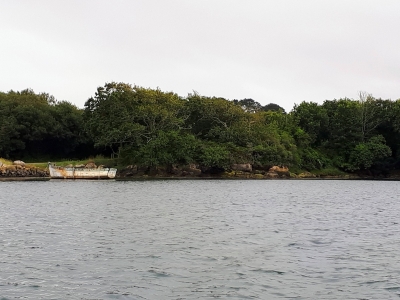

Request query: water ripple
[{"left": 1, "top": 180, "right": 400, "bottom": 299}]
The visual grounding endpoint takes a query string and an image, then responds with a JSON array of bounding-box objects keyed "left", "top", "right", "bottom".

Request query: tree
[
  {"left": 0, "top": 89, "right": 88, "bottom": 159},
  {"left": 261, "top": 103, "right": 286, "bottom": 113},
  {"left": 292, "top": 101, "right": 328, "bottom": 146},
  {"left": 322, "top": 98, "right": 362, "bottom": 152},
  {"left": 120, "top": 131, "right": 198, "bottom": 167},
  {"left": 196, "top": 141, "right": 231, "bottom": 169},
  {"left": 233, "top": 98, "right": 262, "bottom": 113},
  {"left": 347, "top": 135, "right": 392, "bottom": 171},
  {"left": 359, "top": 91, "right": 382, "bottom": 142},
  {"left": 184, "top": 93, "right": 247, "bottom": 140},
  {"left": 84, "top": 82, "right": 186, "bottom": 157}
]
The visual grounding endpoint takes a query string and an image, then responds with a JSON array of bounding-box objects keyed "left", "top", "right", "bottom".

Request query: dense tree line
[
  {"left": 1, "top": 84, "right": 400, "bottom": 175},
  {"left": 0, "top": 89, "right": 92, "bottom": 160}
]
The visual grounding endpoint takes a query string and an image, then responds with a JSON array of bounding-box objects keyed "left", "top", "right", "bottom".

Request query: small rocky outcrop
[
  {"left": 117, "top": 163, "right": 296, "bottom": 179},
  {"left": 0, "top": 164, "right": 49, "bottom": 177},
  {"left": 222, "top": 164, "right": 291, "bottom": 179},
  {"left": 182, "top": 164, "right": 202, "bottom": 176},
  {"left": 118, "top": 165, "right": 157, "bottom": 177},
  {"left": 268, "top": 166, "right": 290, "bottom": 178},
  {"left": 85, "top": 162, "right": 97, "bottom": 168},
  {"left": 120, "top": 165, "right": 139, "bottom": 177},
  {"left": 13, "top": 160, "right": 25, "bottom": 166},
  {"left": 265, "top": 171, "right": 280, "bottom": 178},
  {"left": 231, "top": 163, "right": 252, "bottom": 172},
  {"left": 168, "top": 164, "right": 202, "bottom": 176},
  {"left": 298, "top": 172, "right": 317, "bottom": 178}
]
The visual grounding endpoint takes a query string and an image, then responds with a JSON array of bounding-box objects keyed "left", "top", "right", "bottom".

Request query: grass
[
  {"left": 0, "top": 158, "right": 13, "bottom": 165},
  {"left": 30, "top": 156, "right": 118, "bottom": 169},
  {"left": 0, "top": 158, "right": 14, "bottom": 168},
  {"left": 2, "top": 155, "right": 119, "bottom": 170},
  {"left": 288, "top": 165, "right": 348, "bottom": 177},
  {"left": 311, "top": 167, "right": 347, "bottom": 177},
  {"left": 287, "top": 165, "right": 303, "bottom": 174}
]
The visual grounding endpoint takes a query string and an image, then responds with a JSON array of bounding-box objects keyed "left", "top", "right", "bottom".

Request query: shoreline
[
  {"left": 0, "top": 177, "right": 50, "bottom": 181},
  {"left": 1, "top": 176, "right": 399, "bottom": 182}
]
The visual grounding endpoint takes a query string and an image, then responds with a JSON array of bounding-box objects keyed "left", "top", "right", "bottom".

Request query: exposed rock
[
  {"left": 265, "top": 171, "right": 279, "bottom": 178},
  {"left": 166, "top": 164, "right": 203, "bottom": 176},
  {"left": 6, "top": 165, "right": 16, "bottom": 172},
  {"left": 269, "top": 166, "right": 290, "bottom": 177},
  {"left": 298, "top": 172, "right": 317, "bottom": 178},
  {"left": 231, "top": 163, "right": 252, "bottom": 172},
  {"left": 75, "top": 164, "right": 85, "bottom": 168},
  {"left": 169, "top": 164, "right": 182, "bottom": 175},
  {"left": 13, "top": 160, "right": 25, "bottom": 166},
  {"left": 0, "top": 165, "right": 49, "bottom": 178},
  {"left": 269, "top": 165, "right": 289, "bottom": 172},
  {"left": 117, "top": 165, "right": 138, "bottom": 177},
  {"left": 85, "top": 162, "right": 97, "bottom": 168},
  {"left": 188, "top": 163, "right": 199, "bottom": 169},
  {"left": 182, "top": 164, "right": 202, "bottom": 176}
]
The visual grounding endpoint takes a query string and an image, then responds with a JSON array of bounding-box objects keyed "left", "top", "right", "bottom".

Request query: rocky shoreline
[
  {"left": 0, "top": 162, "right": 49, "bottom": 178},
  {"left": 116, "top": 164, "right": 398, "bottom": 180},
  {"left": 1, "top": 161, "right": 399, "bottom": 181}
]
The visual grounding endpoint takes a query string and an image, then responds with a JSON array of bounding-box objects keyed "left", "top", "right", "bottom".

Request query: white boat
[{"left": 48, "top": 163, "right": 117, "bottom": 179}]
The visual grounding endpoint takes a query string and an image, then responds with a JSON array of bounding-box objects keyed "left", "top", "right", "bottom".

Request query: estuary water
[{"left": 1, "top": 179, "right": 400, "bottom": 299}]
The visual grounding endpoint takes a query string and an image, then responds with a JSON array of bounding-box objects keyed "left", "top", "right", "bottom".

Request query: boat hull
[{"left": 48, "top": 164, "right": 117, "bottom": 179}]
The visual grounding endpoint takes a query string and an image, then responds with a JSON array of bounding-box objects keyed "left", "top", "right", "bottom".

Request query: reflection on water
[{"left": 1, "top": 180, "right": 400, "bottom": 299}]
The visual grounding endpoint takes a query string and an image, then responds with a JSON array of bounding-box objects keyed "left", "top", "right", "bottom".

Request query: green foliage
[
  {"left": 392, "top": 100, "right": 400, "bottom": 133},
  {"left": 312, "top": 168, "right": 347, "bottom": 176},
  {"left": 297, "top": 147, "right": 330, "bottom": 171},
  {"left": 84, "top": 83, "right": 186, "bottom": 155},
  {"left": 292, "top": 101, "right": 328, "bottom": 145},
  {"left": 120, "top": 131, "right": 198, "bottom": 167},
  {"left": 196, "top": 142, "right": 230, "bottom": 168},
  {"left": 261, "top": 103, "right": 286, "bottom": 113},
  {"left": 292, "top": 95, "right": 399, "bottom": 173},
  {"left": 0, "top": 89, "right": 88, "bottom": 159},
  {"left": 2, "top": 85, "right": 400, "bottom": 176},
  {"left": 322, "top": 98, "right": 362, "bottom": 151},
  {"left": 346, "top": 135, "right": 392, "bottom": 171},
  {"left": 233, "top": 98, "right": 262, "bottom": 113},
  {"left": 252, "top": 144, "right": 288, "bottom": 166}
]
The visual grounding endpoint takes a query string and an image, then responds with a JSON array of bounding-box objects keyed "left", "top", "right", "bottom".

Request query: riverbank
[
  {"left": 0, "top": 177, "right": 50, "bottom": 181},
  {"left": 115, "top": 165, "right": 400, "bottom": 180},
  {"left": 1, "top": 159, "right": 399, "bottom": 181},
  {"left": 0, "top": 164, "right": 49, "bottom": 178}
]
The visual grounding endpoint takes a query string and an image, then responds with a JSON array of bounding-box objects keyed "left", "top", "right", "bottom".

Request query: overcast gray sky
[{"left": 1, "top": 0, "right": 399, "bottom": 112}]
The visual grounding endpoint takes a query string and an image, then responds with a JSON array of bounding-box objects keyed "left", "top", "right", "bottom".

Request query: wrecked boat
[{"left": 48, "top": 163, "right": 117, "bottom": 179}]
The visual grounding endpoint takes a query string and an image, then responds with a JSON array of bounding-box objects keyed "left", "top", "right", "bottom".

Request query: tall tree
[
  {"left": 233, "top": 98, "right": 262, "bottom": 113},
  {"left": 84, "top": 82, "right": 186, "bottom": 157},
  {"left": 359, "top": 91, "right": 382, "bottom": 142},
  {"left": 262, "top": 103, "right": 286, "bottom": 113}
]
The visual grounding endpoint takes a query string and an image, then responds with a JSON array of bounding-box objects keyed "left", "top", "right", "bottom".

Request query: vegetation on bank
[
  {"left": 0, "top": 158, "right": 12, "bottom": 165},
  {"left": 1, "top": 84, "right": 400, "bottom": 177}
]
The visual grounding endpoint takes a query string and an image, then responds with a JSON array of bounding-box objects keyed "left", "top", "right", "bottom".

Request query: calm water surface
[{"left": 1, "top": 180, "right": 400, "bottom": 299}]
